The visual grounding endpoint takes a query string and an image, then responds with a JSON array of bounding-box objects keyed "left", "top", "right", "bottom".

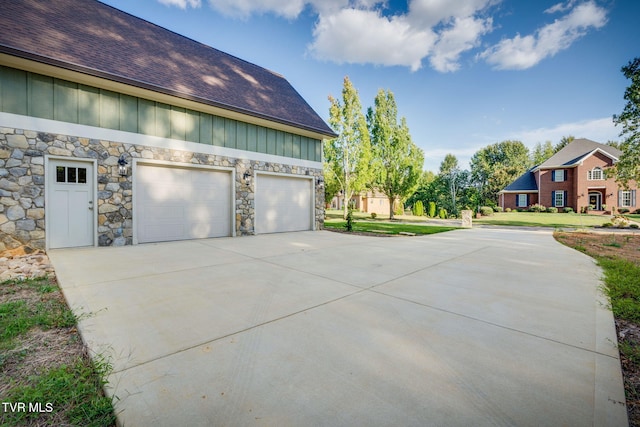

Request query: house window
[
  {"left": 552, "top": 170, "right": 565, "bottom": 182},
  {"left": 588, "top": 167, "right": 603, "bottom": 180},
  {"left": 620, "top": 190, "right": 636, "bottom": 207},
  {"left": 516, "top": 194, "right": 528, "bottom": 207},
  {"left": 553, "top": 191, "right": 565, "bottom": 207}
]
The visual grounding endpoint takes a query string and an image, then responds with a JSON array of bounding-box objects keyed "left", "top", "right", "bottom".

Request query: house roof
[
  {"left": 537, "top": 138, "right": 621, "bottom": 169},
  {"left": 500, "top": 138, "right": 622, "bottom": 194},
  {"left": 501, "top": 167, "right": 538, "bottom": 192},
  {"left": 0, "top": 0, "right": 335, "bottom": 138}
]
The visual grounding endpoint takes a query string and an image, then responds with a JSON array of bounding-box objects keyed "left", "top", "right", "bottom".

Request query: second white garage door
[
  {"left": 136, "top": 165, "right": 232, "bottom": 243},
  {"left": 255, "top": 174, "right": 313, "bottom": 234}
]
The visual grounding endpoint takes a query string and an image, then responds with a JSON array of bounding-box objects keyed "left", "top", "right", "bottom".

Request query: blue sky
[{"left": 100, "top": 0, "right": 639, "bottom": 172}]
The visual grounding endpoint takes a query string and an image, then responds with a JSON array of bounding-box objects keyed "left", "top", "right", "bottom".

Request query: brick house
[
  {"left": 0, "top": 0, "right": 335, "bottom": 254},
  {"left": 499, "top": 139, "right": 638, "bottom": 213}
]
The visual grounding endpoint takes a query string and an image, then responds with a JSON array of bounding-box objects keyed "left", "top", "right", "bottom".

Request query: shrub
[
  {"left": 345, "top": 209, "right": 354, "bottom": 231},
  {"left": 428, "top": 201, "right": 436, "bottom": 218},
  {"left": 505, "top": 208, "right": 512, "bottom": 213},
  {"left": 370, "top": 212, "right": 377, "bottom": 219},
  {"left": 619, "top": 208, "right": 630, "bottom": 214},
  {"left": 493, "top": 206, "right": 503, "bottom": 213},
  {"left": 546, "top": 207, "right": 558, "bottom": 214},
  {"left": 529, "top": 204, "right": 546, "bottom": 213},
  {"left": 438, "top": 208, "right": 447, "bottom": 219},
  {"left": 635, "top": 209, "right": 640, "bottom": 214},
  {"left": 479, "top": 206, "right": 494, "bottom": 216},
  {"left": 631, "top": 224, "right": 639, "bottom": 229},
  {"left": 602, "top": 222, "right": 613, "bottom": 228},
  {"left": 563, "top": 207, "right": 574, "bottom": 214},
  {"left": 612, "top": 215, "right": 631, "bottom": 228},
  {"left": 412, "top": 200, "right": 425, "bottom": 216}
]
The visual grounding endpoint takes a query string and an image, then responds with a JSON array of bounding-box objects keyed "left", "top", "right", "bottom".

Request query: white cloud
[
  {"left": 429, "top": 16, "right": 493, "bottom": 72},
  {"left": 158, "top": 0, "right": 201, "bottom": 8},
  {"left": 309, "top": 9, "right": 436, "bottom": 71},
  {"left": 511, "top": 117, "right": 619, "bottom": 148},
  {"left": 480, "top": 1, "right": 607, "bottom": 70},
  {"left": 544, "top": 0, "right": 577, "bottom": 14},
  {"left": 206, "top": 0, "right": 308, "bottom": 18}
]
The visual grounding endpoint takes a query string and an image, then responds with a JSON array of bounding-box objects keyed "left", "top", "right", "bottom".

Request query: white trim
[
  {"left": 45, "top": 156, "right": 98, "bottom": 250},
  {"left": 0, "top": 112, "right": 323, "bottom": 169},
  {"left": 255, "top": 171, "right": 316, "bottom": 233},
  {"left": 132, "top": 159, "right": 236, "bottom": 244}
]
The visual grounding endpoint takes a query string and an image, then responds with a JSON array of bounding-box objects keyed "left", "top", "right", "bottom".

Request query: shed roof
[{"left": 0, "top": 0, "right": 335, "bottom": 138}]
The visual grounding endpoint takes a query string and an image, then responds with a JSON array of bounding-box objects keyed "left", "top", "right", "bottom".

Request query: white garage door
[
  {"left": 136, "top": 165, "right": 232, "bottom": 243},
  {"left": 256, "top": 175, "right": 313, "bottom": 234}
]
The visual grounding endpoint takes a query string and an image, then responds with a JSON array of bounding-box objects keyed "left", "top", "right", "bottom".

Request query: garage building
[{"left": 0, "top": 0, "right": 335, "bottom": 252}]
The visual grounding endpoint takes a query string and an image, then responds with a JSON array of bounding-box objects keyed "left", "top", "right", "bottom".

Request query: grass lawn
[
  {"left": 325, "top": 220, "right": 457, "bottom": 235},
  {"left": 555, "top": 232, "right": 640, "bottom": 425},
  {"left": 474, "top": 212, "right": 611, "bottom": 228},
  {"left": 0, "top": 276, "right": 116, "bottom": 426}
]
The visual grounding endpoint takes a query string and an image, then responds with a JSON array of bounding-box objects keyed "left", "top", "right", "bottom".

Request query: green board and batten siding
[{"left": 0, "top": 66, "right": 322, "bottom": 162}]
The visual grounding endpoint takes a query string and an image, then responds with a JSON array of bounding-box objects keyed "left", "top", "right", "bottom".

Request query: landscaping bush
[
  {"left": 563, "top": 207, "right": 574, "bottom": 214},
  {"left": 546, "top": 207, "right": 558, "bottom": 213},
  {"left": 438, "top": 208, "right": 447, "bottom": 219},
  {"left": 505, "top": 208, "right": 512, "bottom": 213},
  {"left": 345, "top": 209, "right": 354, "bottom": 231},
  {"left": 493, "top": 206, "right": 503, "bottom": 213},
  {"left": 479, "top": 206, "right": 494, "bottom": 216},
  {"left": 428, "top": 201, "right": 436, "bottom": 218},
  {"left": 602, "top": 222, "right": 613, "bottom": 228},
  {"left": 529, "top": 204, "right": 546, "bottom": 213},
  {"left": 620, "top": 208, "right": 631, "bottom": 214},
  {"left": 632, "top": 224, "right": 639, "bottom": 229},
  {"left": 370, "top": 212, "right": 377, "bottom": 219},
  {"left": 412, "top": 200, "right": 424, "bottom": 216}
]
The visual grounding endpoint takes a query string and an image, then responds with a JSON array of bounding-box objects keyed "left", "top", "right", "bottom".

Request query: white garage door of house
[
  {"left": 136, "top": 165, "right": 232, "bottom": 243},
  {"left": 256, "top": 174, "right": 313, "bottom": 234}
]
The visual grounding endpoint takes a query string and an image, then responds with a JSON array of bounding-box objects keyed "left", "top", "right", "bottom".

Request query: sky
[{"left": 99, "top": 0, "right": 639, "bottom": 172}]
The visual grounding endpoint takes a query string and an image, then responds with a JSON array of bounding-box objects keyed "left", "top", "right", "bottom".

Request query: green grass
[
  {"left": 598, "top": 257, "right": 640, "bottom": 323},
  {"left": 1, "top": 276, "right": 116, "bottom": 426},
  {"left": 325, "top": 220, "right": 457, "bottom": 235},
  {"left": 474, "top": 211, "right": 609, "bottom": 228},
  {"left": 4, "top": 356, "right": 116, "bottom": 427}
]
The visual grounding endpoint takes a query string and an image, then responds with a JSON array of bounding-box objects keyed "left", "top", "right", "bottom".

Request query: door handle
[{"left": 88, "top": 201, "right": 94, "bottom": 210}]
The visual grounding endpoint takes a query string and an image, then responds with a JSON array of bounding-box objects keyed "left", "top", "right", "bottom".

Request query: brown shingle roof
[{"left": 0, "top": 0, "right": 335, "bottom": 137}]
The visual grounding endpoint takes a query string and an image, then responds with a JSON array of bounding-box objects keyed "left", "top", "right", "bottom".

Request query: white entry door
[
  {"left": 136, "top": 165, "right": 232, "bottom": 243},
  {"left": 255, "top": 174, "right": 313, "bottom": 234},
  {"left": 48, "top": 159, "right": 95, "bottom": 248}
]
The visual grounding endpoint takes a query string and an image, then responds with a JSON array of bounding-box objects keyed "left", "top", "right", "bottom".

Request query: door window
[{"left": 56, "top": 166, "right": 87, "bottom": 184}]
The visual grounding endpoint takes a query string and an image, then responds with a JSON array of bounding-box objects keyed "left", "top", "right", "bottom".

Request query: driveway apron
[{"left": 48, "top": 228, "right": 628, "bottom": 426}]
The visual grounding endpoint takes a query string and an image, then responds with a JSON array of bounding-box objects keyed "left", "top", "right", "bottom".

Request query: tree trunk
[{"left": 389, "top": 196, "right": 395, "bottom": 220}]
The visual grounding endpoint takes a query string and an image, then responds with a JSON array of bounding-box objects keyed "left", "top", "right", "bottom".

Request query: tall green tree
[
  {"left": 324, "top": 76, "right": 372, "bottom": 218},
  {"left": 470, "top": 140, "right": 531, "bottom": 205},
  {"left": 439, "top": 154, "right": 462, "bottom": 215},
  {"left": 613, "top": 57, "right": 640, "bottom": 185},
  {"left": 531, "top": 141, "right": 555, "bottom": 165},
  {"left": 367, "top": 89, "right": 424, "bottom": 219},
  {"left": 554, "top": 135, "right": 575, "bottom": 153}
]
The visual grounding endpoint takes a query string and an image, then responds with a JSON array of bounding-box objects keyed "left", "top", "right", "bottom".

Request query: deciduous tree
[
  {"left": 470, "top": 140, "right": 531, "bottom": 205},
  {"left": 324, "top": 76, "right": 372, "bottom": 218},
  {"left": 613, "top": 57, "right": 640, "bottom": 185},
  {"left": 368, "top": 90, "right": 424, "bottom": 219}
]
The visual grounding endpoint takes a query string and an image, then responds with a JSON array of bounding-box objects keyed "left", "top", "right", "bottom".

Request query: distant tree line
[{"left": 326, "top": 55, "right": 640, "bottom": 218}]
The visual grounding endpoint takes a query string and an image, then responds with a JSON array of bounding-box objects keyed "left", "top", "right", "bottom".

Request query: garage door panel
[
  {"left": 137, "top": 165, "right": 231, "bottom": 243},
  {"left": 256, "top": 175, "right": 312, "bottom": 234}
]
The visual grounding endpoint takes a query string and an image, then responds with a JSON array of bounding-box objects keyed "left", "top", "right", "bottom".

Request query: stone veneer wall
[{"left": 0, "top": 126, "right": 324, "bottom": 254}]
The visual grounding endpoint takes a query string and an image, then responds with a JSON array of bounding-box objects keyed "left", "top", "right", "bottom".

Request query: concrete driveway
[{"left": 49, "top": 228, "right": 627, "bottom": 426}]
